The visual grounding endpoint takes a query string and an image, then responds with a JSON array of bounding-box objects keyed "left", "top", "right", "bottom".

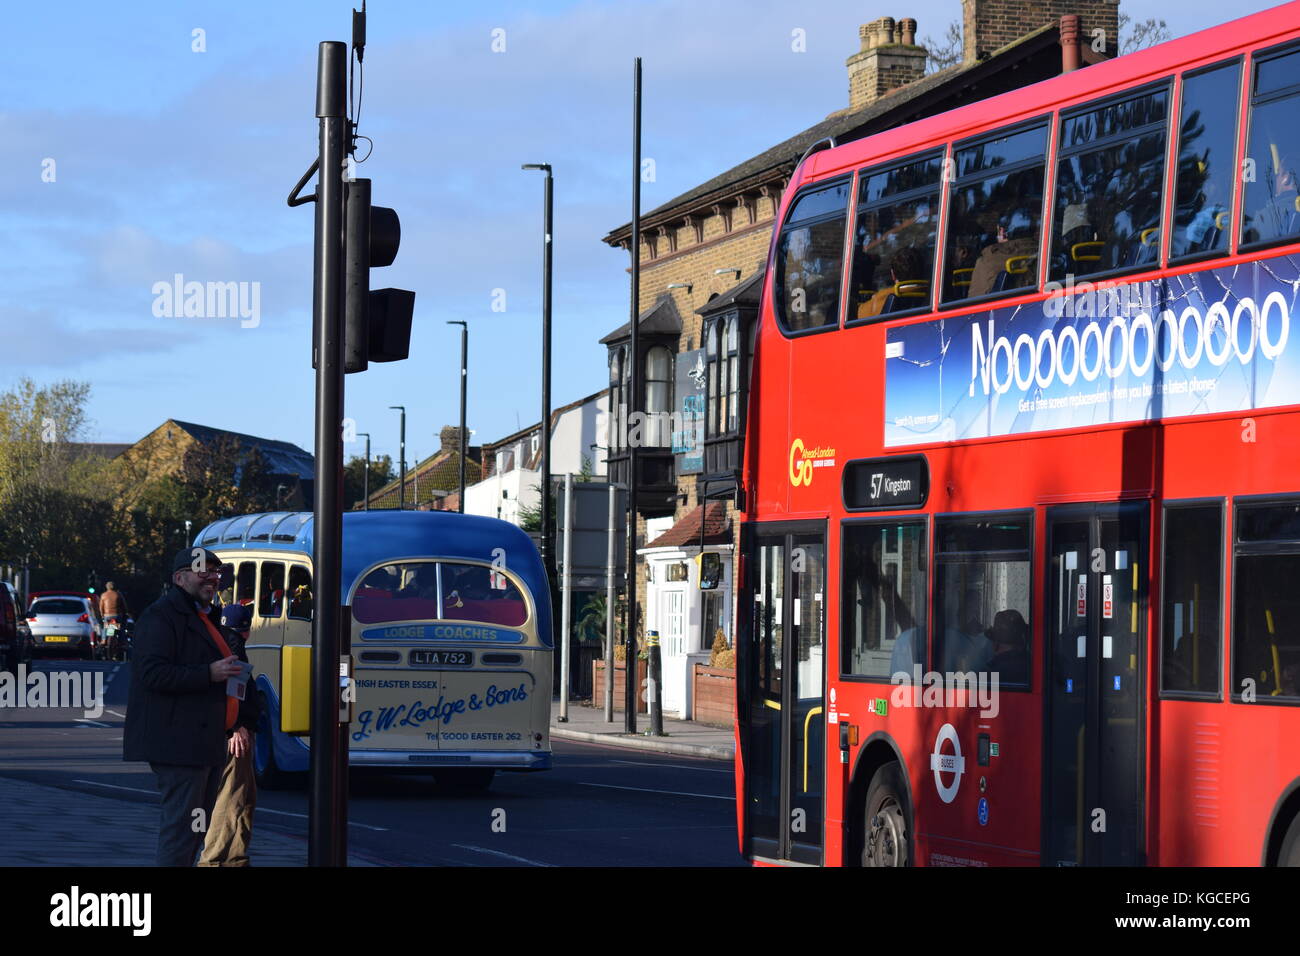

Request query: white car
[{"left": 27, "top": 595, "right": 102, "bottom": 660}]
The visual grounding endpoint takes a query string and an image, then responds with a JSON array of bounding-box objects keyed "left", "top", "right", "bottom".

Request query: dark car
[{"left": 0, "top": 582, "right": 18, "bottom": 672}]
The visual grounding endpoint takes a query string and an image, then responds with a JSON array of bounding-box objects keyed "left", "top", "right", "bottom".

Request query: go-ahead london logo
[
  {"left": 930, "top": 723, "right": 965, "bottom": 804},
  {"left": 788, "top": 438, "right": 835, "bottom": 487}
]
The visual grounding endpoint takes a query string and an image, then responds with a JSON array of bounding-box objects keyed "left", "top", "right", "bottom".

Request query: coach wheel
[
  {"left": 863, "top": 763, "right": 910, "bottom": 867},
  {"left": 436, "top": 768, "right": 496, "bottom": 792},
  {"left": 254, "top": 691, "right": 300, "bottom": 791},
  {"left": 1280, "top": 812, "right": 1300, "bottom": 866}
]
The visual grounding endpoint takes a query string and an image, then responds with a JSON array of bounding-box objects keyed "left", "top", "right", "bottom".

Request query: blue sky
[{"left": 0, "top": 0, "right": 1284, "bottom": 468}]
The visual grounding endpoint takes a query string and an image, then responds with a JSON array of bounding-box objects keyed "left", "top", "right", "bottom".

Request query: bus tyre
[
  {"left": 863, "top": 763, "right": 910, "bottom": 867},
  {"left": 254, "top": 691, "right": 296, "bottom": 791},
  {"left": 437, "top": 768, "right": 496, "bottom": 792},
  {"left": 1280, "top": 813, "right": 1300, "bottom": 866}
]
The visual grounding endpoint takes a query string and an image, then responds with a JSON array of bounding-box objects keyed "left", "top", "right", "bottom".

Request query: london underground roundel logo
[{"left": 930, "top": 723, "right": 965, "bottom": 804}]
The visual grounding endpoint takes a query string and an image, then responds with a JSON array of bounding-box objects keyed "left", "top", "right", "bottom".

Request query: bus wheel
[
  {"left": 254, "top": 692, "right": 297, "bottom": 791},
  {"left": 436, "top": 768, "right": 496, "bottom": 792},
  {"left": 1280, "top": 813, "right": 1300, "bottom": 866},
  {"left": 863, "top": 763, "right": 910, "bottom": 867}
]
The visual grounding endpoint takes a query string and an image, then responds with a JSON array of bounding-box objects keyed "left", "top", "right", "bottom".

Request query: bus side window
[
  {"left": 1050, "top": 86, "right": 1170, "bottom": 279},
  {"left": 1170, "top": 62, "right": 1242, "bottom": 261},
  {"left": 259, "top": 562, "right": 286, "bottom": 619},
  {"left": 943, "top": 123, "right": 1049, "bottom": 303},
  {"left": 1160, "top": 505, "right": 1222, "bottom": 696},
  {"left": 934, "top": 516, "right": 1032, "bottom": 687},
  {"left": 773, "top": 179, "right": 851, "bottom": 334},
  {"left": 235, "top": 561, "right": 256, "bottom": 607},
  {"left": 1232, "top": 502, "right": 1300, "bottom": 701},
  {"left": 840, "top": 521, "right": 927, "bottom": 679},
  {"left": 1241, "top": 44, "right": 1300, "bottom": 248},
  {"left": 288, "top": 565, "right": 313, "bottom": 621},
  {"left": 850, "top": 152, "right": 942, "bottom": 320}
]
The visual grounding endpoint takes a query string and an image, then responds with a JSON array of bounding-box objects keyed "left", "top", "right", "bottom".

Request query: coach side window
[
  {"left": 849, "top": 151, "right": 942, "bottom": 321},
  {"left": 933, "top": 515, "right": 1032, "bottom": 688},
  {"left": 1171, "top": 63, "right": 1242, "bottom": 261},
  {"left": 774, "top": 179, "right": 850, "bottom": 334},
  {"left": 234, "top": 562, "right": 256, "bottom": 608},
  {"left": 1050, "top": 86, "right": 1170, "bottom": 280},
  {"left": 1241, "top": 43, "right": 1300, "bottom": 248},
  {"left": 288, "top": 565, "right": 313, "bottom": 622},
  {"left": 1160, "top": 505, "right": 1222, "bottom": 696},
  {"left": 841, "top": 521, "right": 927, "bottom": 680},
  {"left": 1231, "top": 502, "right": 1300, "bottom": 703},
  {"left": 258, "top": 562, "right": 285, "bottom": 620},
  {"left": 942, "top": 123, "right": 1048, "bottom": 303}
]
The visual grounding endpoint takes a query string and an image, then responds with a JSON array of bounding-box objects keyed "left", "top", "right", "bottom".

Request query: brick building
[
  {"left": 598, "top": 0, "right": 1120, "bottom": 719},
  {"left": 363, "top": 425, "right": 481, "bottom": 511}
]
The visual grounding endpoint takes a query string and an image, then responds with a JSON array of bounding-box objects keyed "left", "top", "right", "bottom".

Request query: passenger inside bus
[
  {"left": 1251, "top": 152, "right": 1300, "bottom": 242},
  {"left": 967, "top": 222, "right": 1038, "bottom": 298},
  {"left": 857, "top": 246, "right": 928, "bottom": 319},
  {"left": 985, "top": 608, "right": 1030, "bottom": 687}
]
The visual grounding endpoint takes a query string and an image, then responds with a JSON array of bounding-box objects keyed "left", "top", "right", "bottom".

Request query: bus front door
[
  {"left": 741, "top": 523, "right": 826, "bottom": 865},
  {"left": 1045, "top": 502, "right": 1148, "bottom": 866}
]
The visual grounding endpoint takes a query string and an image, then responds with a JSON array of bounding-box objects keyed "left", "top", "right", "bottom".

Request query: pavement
[
  {"left": 0, "top": 774, "right": 380, "bottom": 867},
  {"left": 548, "top": 700, "right": 735, "bottom": 761}
]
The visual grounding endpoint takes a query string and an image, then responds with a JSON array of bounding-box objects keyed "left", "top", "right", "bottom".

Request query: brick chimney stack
[
  {"left": 961, "top": 1, "right": 1120, "bottom": 64},
  {"left": 440, "top": 425, "right": 467, "bottom": 455},
  {"left": 846, "top": 15, "right": 929, "bottom": 111}
]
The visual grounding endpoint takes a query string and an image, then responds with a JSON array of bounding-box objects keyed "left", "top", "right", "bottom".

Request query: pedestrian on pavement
[
  {"left": 198, "top": 599, "right": 258, "bottom": 866},
  {"left": 123, "top": 546, "right": 258, "bottom": 867}
]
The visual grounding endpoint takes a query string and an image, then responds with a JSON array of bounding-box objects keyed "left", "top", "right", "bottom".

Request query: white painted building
[{"left": 464, "top": 389, "right": 609, "bottom": 523}]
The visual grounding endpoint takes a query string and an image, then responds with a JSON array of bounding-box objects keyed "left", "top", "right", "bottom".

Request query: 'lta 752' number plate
[{"left": 409, "top": 649, "right": 473, "bottom": 667}]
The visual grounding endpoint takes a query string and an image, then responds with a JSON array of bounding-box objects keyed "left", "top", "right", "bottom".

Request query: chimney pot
[
  {"left": 900, "top": 18, "right": 917, "bottom": 45},
  {"left": 1060, "top": 14, "right": 1082, "bottom": 73},
  {"left": 881, "top": 16, "right": 896, "bottom": 45}
]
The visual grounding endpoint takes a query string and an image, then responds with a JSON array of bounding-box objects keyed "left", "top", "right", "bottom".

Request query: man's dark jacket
[{"left": 123, "top": 586, "right": 258, "bottom": 767}]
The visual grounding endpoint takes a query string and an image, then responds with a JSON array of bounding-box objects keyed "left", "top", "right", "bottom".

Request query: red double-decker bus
[{"left": 735, "top": 2, "right": 1300, "bottom": 867}]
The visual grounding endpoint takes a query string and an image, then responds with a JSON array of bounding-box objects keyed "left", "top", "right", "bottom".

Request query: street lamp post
[
  {"left": 447, "top": 321, "right": 468, "bottom": 513},
  {"left": 357, "top": 432, "right": 371, "bottom": 510},
  {"left": 522, "top": 163, "right": 555, "bottom": 647},
  {"left": 389, "top": 405, "right": 406, "bottom": 509}
]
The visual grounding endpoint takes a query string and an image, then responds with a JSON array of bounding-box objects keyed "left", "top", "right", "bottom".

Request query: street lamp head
[
  {"left": 447, "top": 320, "right": 467, "bottom": 329},
  {"left": 389, "top": 405, "right": 404, "bottom": 412},
  {"left": 521, "top": 163, "right": 552, "bottom": 174}
]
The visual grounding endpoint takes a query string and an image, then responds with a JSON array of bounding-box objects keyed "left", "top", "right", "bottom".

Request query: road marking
[
  {"left": 254, "top": 807, "right": 388, "bottom": 832},
  {"left": 611, "top": 759, "right": 732, "bottom": 774},
  {"left": 74, "top": 779, "right": 156, "bottom": 796},
  {"left": 450, "top": 844, "right": 555, "bottom": 867},
  {"left": 579, "top": 782, "right": 734, "bottom": 801},
  {"left": 105, "top": 710, "right": 126, "bottom": 719},
  {"left": 75, "top": 719, "right": 111, "bottom": 728}
]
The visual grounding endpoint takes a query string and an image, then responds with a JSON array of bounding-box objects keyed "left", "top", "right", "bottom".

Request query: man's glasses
[{"left": 190, "top": 567, "right": 224, "bottom": 579}]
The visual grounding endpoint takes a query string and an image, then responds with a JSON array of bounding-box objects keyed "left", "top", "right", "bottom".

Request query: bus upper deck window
[
  {"left": 1050, "top": 87, "right": 1170, "bottom": 279},
  {"left": 1171, "top": 62, "right": 1242, "bottom": 261},
  {"left": 850, "top": 152, "right": 942, "bottom": 321},
  {"left": 1241, "top": 44, "right": 1300, "bottom": 248},
  {"left": 943, "top": 123, "right": 1049, "bottom": 303},
  {"left": 774, "top": 179, "right": 851, "bottom": 334}
]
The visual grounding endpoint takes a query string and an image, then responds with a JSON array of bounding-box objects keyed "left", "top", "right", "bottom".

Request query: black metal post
[
  {"left": 448, "top": 321, "right": 468, "bottom": 512},
  {"left": 648, "top": 629, "right": 663, "bottom": 735},
  {"left": 522, "top": 163, "right": 556, "bottom": 648},
  {"left": 626, "top": 58, "right": 641, "bottom": 734},
  {"left": 309, "top": 39, "right": 347, "bottom": 868},
  {"left": 390, "top": 405, "right": 406, "bottom": 509}
]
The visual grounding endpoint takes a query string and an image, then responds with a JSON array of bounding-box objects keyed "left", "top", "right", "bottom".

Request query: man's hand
[
  {"left": 209, "top": 655, "right": 241, "bottom": 682},
  {"left": 229, "top": 726, "right": 251, "bottom": 757}
]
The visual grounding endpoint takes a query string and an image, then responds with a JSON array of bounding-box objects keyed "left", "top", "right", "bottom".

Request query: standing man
[
  {"left": 199, "top": 600, "right": 258, "bottom": 866},
  {"left": 123, "top": 546, "right": 256, "bottom": 867}
]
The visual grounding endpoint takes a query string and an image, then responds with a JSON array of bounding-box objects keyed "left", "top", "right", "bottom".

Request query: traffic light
[
  {"left": 87, "top": 571, "right": 98, "bottom": 595},
  {"left": 343, "top": 178, "right": 416, "bottom": 373}
]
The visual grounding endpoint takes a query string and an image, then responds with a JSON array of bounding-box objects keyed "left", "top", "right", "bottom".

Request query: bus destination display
[{"left": 842, "top": 455, "right": 928, "bottom": 510}]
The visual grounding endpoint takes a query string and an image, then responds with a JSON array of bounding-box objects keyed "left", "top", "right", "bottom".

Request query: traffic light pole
[
  {"left": 309, "top": 39, "right": 348, "bottom": 868},
  {"left": 625, "top": 58, "right": 641, "bottom": 735}
]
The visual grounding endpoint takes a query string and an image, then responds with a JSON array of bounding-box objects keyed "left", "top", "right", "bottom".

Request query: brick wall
[{"left": 963, "top": 0, "right": 1119, "bottom": 63}]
